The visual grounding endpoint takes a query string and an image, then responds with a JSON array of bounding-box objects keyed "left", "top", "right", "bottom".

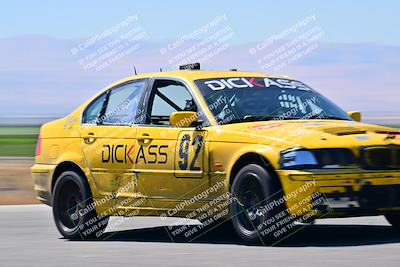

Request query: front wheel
[
  {"left": 52, "top": 170, "right": 109, "bottom": 240},
  {"left": 229, "top": 164, "right": 292, "bottom": 243}
]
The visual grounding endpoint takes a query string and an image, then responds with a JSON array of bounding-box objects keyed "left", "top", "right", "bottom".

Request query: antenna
[{"left": 133, "top": 66, "right": 137, "bottom": 75}]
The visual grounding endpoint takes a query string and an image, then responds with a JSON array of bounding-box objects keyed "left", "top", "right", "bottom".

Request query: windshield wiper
[
  {"left": 305, "top": 113, "right": 349, "bottom": 120},
  {"left": 221, "top": 113, "right": 349, "bottom": 125},
  {"left": 223, "top": 115, "right": 275, "bottom": 124},
  {"left": 324, "top": 116, "right": 349, "bottom": 121}
]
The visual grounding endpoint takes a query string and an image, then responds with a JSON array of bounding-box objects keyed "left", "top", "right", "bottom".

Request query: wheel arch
[
  {"left": 51, "top": 161, "right": 88, "bottom": 193},
  {"left": 229, "top": 152, "right": 279, "bottom": 186},
  {"left": 228, "top": 151, "right": 288, "bottom": 214}
]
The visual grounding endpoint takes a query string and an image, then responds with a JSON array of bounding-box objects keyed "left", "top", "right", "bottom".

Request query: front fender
[{"left": 226, "top": 144, "right": 281, "bottom": 181}]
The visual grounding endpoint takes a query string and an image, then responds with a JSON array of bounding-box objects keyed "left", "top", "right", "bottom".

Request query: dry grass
[{"left": 0, "top": 158, "right": 39, "bottom": 205}]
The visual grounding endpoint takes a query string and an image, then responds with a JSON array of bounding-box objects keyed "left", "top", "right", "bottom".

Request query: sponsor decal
[
  {"left": 204, "top": 77, "right": 310, "bottom": 91},
  {"left": 102, "top": 144, "right": 134, "bottom": 163},
  {"left": 102, "top": 143, "right": 170, "bottom": 165},
  {"left": 135, "top": 144, "right": 168, "bottom": 164}
]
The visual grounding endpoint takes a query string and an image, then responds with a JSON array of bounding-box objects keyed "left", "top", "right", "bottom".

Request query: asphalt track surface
[{"left": 1, "top": 205, "right": 400, "bottom": 267}]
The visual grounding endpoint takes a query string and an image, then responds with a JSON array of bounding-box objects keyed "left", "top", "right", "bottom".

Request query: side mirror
[
  {"left": 347, "top": 111, "right": 361, "bottom": 122},
  {"left": 170, "top": 111, "right": 199, "bottom": 127}
]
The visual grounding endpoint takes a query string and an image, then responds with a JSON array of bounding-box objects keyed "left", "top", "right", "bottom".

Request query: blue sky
[
  {"left": 0, "top": 0, "right": 399, "bottom": 121},
  {"left": 2, "top": 0, "right": 399, "bottom": 45}
]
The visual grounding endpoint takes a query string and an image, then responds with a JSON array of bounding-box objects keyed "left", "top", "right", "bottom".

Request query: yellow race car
[{"left": 32, "top": 64, "right": 400, "bottom": 243}]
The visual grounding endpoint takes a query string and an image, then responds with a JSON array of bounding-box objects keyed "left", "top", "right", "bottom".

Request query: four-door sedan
[{"left": 32, "top": 66, "right": 400, "bottom": 243}]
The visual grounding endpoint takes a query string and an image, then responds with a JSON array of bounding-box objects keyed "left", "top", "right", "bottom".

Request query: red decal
[
  {"left": 249, "top": 123, "right": 283, "bottom": 130},
  {"left": 126, "top": 145, "right": 134, "bottom": 163},
  {"left": 249, "top": 78, "right": 264, "bottom": 87}
]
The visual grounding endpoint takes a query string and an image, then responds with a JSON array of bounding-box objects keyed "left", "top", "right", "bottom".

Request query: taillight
[{"left": 35, "top": 134, "right": 42, "bottom": 156}]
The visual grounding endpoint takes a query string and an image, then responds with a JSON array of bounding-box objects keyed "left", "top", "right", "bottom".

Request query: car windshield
[{"left": 194, "top": 77, "right": 351, "bottom": 125}]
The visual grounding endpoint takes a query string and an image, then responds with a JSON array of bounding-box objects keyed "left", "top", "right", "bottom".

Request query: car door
[
  {"left": 80, "top": 79, "right": 147, "bottom": 203},
  {"left": 134, "top": 78, "right": 210, "bottom": 207}
]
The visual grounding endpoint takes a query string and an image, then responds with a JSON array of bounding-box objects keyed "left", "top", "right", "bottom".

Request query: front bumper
[
  {"left": 31, "top": 164, "right": 56, "bottom": 206},
  {"left": 277, "top": 169, "right": 400, "bottom": 218}
]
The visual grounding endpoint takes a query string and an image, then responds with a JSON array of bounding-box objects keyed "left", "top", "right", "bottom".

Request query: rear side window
[
  {"left": 102, "top": 80, "right": 146, "bottom": 125},
  {"left": 82, "top": 93, "right": 107, "bottom": 124}
]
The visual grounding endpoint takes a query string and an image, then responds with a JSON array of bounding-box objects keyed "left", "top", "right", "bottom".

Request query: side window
[
  {"left": 149, "top": 80, "right": 198, "bottom": 126},
  {"left": 102, "top": 80, "right": 146, "bottom": 125},
  {"left": 82, "top": 92, "right": 107, "bottom": 124}
]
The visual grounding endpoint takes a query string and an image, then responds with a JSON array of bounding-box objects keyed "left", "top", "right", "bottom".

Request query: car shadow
[{"left": 69, "top": 222, "right": 400, "bottom": 247}]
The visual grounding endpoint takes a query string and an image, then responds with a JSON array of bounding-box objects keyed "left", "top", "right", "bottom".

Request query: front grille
[{"left": 361, "top": 145, "right": 400, "bottom": 170}]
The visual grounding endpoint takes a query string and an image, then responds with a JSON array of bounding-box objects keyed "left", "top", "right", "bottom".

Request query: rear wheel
[
  {"left": 52, "top": 170, "right": 109, "bottom": 240},
  {"left": 230, "top": 164, "right": 292, "bottom": 243}
]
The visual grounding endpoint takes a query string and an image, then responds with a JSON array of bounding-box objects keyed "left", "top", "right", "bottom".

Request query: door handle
[
  {"left": 137, "top": 133, "right": 152, "bottom": 144},
  {"left": 83, "top": 132, "right": 97, "bottom": 144}
]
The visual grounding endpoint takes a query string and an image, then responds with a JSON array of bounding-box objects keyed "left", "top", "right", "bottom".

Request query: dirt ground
[{"left": 0, "top": 157, "right": 39, "bottom": 205}]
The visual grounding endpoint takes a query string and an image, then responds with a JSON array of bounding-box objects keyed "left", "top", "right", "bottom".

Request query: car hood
[{"left": 209, "top": 120, "right": 400, "bottom": 150}]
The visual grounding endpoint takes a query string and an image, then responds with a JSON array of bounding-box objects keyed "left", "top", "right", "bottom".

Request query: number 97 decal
[{"left": 175, "top": 133, "right": 204, "bottom": 177}]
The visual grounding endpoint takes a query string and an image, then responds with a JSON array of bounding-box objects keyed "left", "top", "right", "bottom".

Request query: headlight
[{"left": 279, "top": 148, "right": 356, "bottom": 170}]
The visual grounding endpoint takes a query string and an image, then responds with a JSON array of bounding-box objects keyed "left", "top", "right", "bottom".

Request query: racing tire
[
  {"left": 229, "top": 164, "right": 293, "bottom": 243},
  {"left": 52, "top": 170, "right": 109, "bottom": 240}
]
